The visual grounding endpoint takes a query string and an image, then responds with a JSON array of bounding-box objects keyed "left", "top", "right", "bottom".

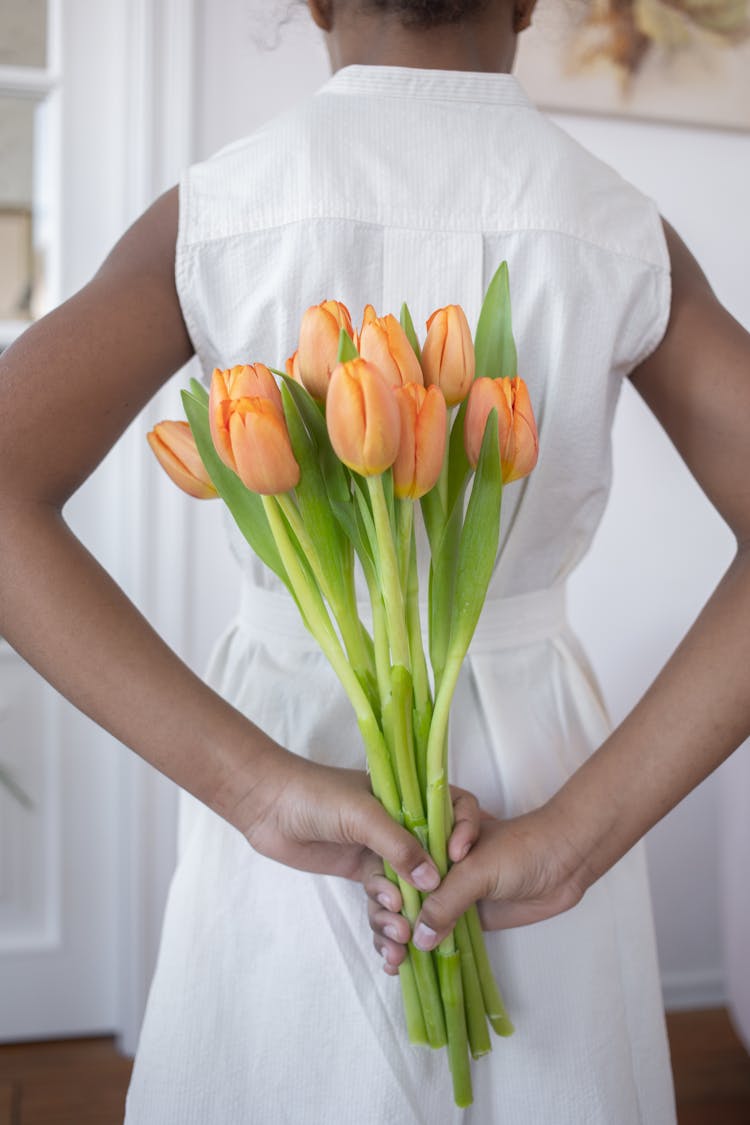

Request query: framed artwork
[
  {"left": 515, "top": 0, "right": 750, "bottom": 131},
  {"left": 0, "top": 207, "right": 33, "bottom": 321}
]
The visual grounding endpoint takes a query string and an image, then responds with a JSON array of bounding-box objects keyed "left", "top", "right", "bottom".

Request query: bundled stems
[{"left": 262, "top": 494, "right": 447, "bottom": 1049}]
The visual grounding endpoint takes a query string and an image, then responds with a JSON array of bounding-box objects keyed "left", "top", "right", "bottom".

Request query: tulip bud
[
  {"left": 421, "top": 305, "right": 475, "bottom": 406},
  {"left": 326, "top": 358, "right": 401, "bottom": 476},
  {"left": 285, "top": 350, "right": 302, "bottom": 383},
  {"left": 354, "top": 303, "right": 378, "bottom": 351},
  {"left": 358, "top": 312, "right": 424, "bottom": 389},
  {"left": 297, "top": 300, "right": 354, "bottom": 401},
  {"left": 227, "top": 397, "right": 300, "bottom": 494},
  {"left": 209, "top": 364, "right": 283, "bottom": 470},
  {"left": 392, "top": 383, "right": 447, "bottom": 500},
  {"left": 464, "top": 376, "right": 539, "bottom": 483},
  {"left": 147, "top": 420, "right": 217, "bottom": 499}
]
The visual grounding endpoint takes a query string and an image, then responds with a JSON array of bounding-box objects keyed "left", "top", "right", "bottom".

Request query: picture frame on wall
[
  {"left": 515, "top": 0, "right": 750, "bottom": 131},
  {"left": 0, "top": 207, "right": 33, "bottom": 322}
]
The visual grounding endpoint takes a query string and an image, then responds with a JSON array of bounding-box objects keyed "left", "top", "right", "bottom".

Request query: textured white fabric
[{"left": 125, "top": 65, "right": 675, "bottom": 1124}]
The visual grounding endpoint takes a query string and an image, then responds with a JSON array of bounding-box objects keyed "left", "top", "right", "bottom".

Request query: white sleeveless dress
[{"left": 125, "top": 66, "right": 676, "bottom": 1124}]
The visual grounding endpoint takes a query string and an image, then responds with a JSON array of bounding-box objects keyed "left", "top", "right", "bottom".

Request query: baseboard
[{"left": 662, "top": 969, "right": 726, "bottom": 1012}]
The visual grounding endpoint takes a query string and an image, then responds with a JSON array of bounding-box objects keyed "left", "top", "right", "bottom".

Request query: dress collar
[{"left": 318, "top": 63, "right": 532, "bottom": 108}]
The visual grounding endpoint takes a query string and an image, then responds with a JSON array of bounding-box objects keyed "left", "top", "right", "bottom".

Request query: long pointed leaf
[
  {"left": 400, "top": 302, "right": 422, "bottom": 361},
  {"left": 189, "top": 377, "right": 209, "bottom": 406},
  {"left": 271, "top": 370, "right": 351, "bottom": 508},
  {"left": 475, "top": 261, "right": 517, "bottom": 381},
  {"left": 450, "top": 409, "right": 503, "bottom": 656},
  {"left": 336, "top": 328, "right": 359, "bottom": 364},
  {"left": 280, "top": 382, "right": 349, "bottom": 604}
]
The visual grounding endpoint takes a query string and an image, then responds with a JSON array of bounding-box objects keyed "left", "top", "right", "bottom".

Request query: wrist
[
  {"left": 539, "top": 788, "right": 605, "bottom": 901},
  {"left": 200, "top": 709, "right": 291, "bottom": 838}
]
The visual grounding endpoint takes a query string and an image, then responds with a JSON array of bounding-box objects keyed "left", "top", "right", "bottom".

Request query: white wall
[{"left": 186, "top": 0, "right": 749, "bottom": 1010}]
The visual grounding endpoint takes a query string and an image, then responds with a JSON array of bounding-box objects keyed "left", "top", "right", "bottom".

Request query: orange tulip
[
  {"left": 285, "top": 350, "right": 302, "bottom": 383},
  {"left": 358, "top": 311, "right": 424, "bottom": 389},
  {"left": 209, "top": 364, "right": 283, "bottom": 470},
  {"left": 354, "top": 303, "right": 378, "bottom": 351},
  {"left": 326, "top": 358, "right": 401, "bottom": 476},
  {"left": 421, "top": 305, "right": 475, "bottom": 407},
  {"left": 147, "top": 421, "right": 217, "bottom": 499},
  {"left": 392, "top": 383, "right": 447, "bottom": 500},
  {"left": 297, "top": 300, "right": 354, "bottom": 401},
  {"left": 464, "top": 376, "right": 539, "bottom": 483},
  {"left": 226, "top": 396, "right": 300, "bottom": 495}
]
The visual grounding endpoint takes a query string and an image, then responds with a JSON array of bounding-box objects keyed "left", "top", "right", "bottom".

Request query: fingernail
[
  {"left": 410, "top": 862, "right": 439, "bottom": 891},
  {"left": 384, "top": 924, "right": 400, "bottom": 941},
  {"left": 376, "top": 893, "right": 392, "bottom": 909},
  {"left": 413, "top": 923, "right": 437, "bottom": 951},
  {"left": 457, "top": 842, "right": 470, "bottom": 861}
]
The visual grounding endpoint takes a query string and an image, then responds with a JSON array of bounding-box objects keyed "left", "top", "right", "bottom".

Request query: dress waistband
[{"left": 237, "top": 581, "right": 567, "bottom": 655}]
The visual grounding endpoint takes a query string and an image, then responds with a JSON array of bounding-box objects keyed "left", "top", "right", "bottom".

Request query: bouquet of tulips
[{"left": 148, "top": 262, "right": 538, "bottom": 1107}]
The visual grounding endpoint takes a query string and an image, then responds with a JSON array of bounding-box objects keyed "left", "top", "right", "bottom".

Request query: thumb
[
  {"left": 412, "top": 856, "right": 489, "bottom": 950},
  {"left": 356, "top": 798, "right": 440, "bottom": 893}
]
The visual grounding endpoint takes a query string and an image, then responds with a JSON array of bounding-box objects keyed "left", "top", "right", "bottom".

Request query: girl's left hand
[
  {"left": 364, "top": 802, "right": 590, "bottom": 973},
  {"left": 360, "top": 786, "right": 483, "bottom": 975}
]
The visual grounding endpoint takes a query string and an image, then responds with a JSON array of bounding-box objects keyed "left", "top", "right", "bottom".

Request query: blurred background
[{"left": 0, "top": 0, "right": 748, "bottom": 1109}]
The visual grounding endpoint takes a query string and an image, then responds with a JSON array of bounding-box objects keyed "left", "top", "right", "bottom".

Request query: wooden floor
[{"left": 0, "top": 1008, "right": 748, "bottom": 1123}]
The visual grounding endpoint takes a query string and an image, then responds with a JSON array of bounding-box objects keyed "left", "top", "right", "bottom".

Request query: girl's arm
[
  {"left": 366, "top": 220, "right": 750, "bottom": 961},
  {"left": 0, "top": 188, "right": 445, "bottom": 893}
]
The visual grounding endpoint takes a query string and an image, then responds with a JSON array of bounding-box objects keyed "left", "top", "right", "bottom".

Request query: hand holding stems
[
  {"left": 363, "top": 786, "right": 484, "bottom": 973},
  {"left": 365, "top": 803, "right": 590, "bottom": 967},
  {"left": 238, "top": 756, "right": 446, "bottom": 891}
]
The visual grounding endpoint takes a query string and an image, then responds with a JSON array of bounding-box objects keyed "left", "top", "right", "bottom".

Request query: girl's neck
[{"left": 324, "top": 12, "right": 518, "bottom": 75}]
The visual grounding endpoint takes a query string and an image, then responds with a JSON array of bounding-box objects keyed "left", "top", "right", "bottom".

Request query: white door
[{"left": 0, "top": 0, "right": 194, "bottom": 1050}]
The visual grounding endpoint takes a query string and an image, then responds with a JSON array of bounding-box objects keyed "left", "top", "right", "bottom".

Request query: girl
[{"left": 0, "top": 1, "right": 748, "bottom": 1121}]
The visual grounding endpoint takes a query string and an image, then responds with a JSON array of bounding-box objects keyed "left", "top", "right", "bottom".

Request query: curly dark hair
[{"left": 359, "top": 0, "right": 492, "bottom": 26}]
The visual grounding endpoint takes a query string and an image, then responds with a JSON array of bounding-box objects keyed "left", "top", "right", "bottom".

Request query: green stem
[
  {"left": 276, "top": 491, "right": 375, "bottom": 691},
  {"left": 263, "top": 497, "right": 400, "bottom": 817},
  {"left": 437, "top": 948, "right": 473, "bottom": 1107},
  {"left": 390, "top": 665, "right": 427, "bottom": 847},
  {"left": 454, "top": 914, "right": 492, "bottom": 1059},
  {"left": 406, "top": 520, "right": 433, "bottom": 796},
  {"left": 398, "top": 952, "right": 429, "bottom": 1045},
  {"left": 363, "top": 560, "right": 392, "bottom": 718},
  {"left": 396, "top": 498, "right": 412, "bottom": 595},
  {"left": 367, "top": 475, "right": 411, "bottom": 671},
  {"left": 465, "top": 905, "right": 514, "bottom": 1037},
  {"left": 263, "top": 497, "right": 457, "bottom": 1063},
  {"left": 425, "top": 652, "right": 463, "bottom": 875}
]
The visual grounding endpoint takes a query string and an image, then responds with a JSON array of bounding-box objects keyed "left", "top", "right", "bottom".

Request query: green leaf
[
  {"left": 280, "top": 382, "right": 349, "bottom": 604},
  {"left": 419, "top": 485, "right": 445, "bottom": 555},
  {"left": 351, "top": 475, "right": 380, "bottom": 582},
  {"left": 427, "top": 496, "right": 463, "bottom": 689},
  {"left": 188, "top": 377, "right": 209, "bottom": 406},
  {"left": 181, "top": 391, "right": 288, "bottom": 587},
  {"left": 446, "top": 400, "right": 471, "bottom": 518},
  {"left": 474, "top": 261, "right": 517, "bottom": 381},
  {"left": 449, "top": 408, "right": 503, "bottom": 656},
  {"left": 271, "top": 369, "right": 351, "bottom": 509},
  {"left": 336, "top": 327, "right": 359, "bottom": 364},
  {"left": 400, "top": 302, "right": 422, "bottom": 362}
]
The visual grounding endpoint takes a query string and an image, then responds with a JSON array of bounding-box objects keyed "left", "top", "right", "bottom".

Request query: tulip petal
[
  {"left": 327, "top": 359, "right": 400, "bottom": 476},
  {"left": 393, "top": 383, "right": 446, "bottom": 500},
  {"left": 230, "top": 399, "right": 300, "bottom": 495},
  {"left": 147, "top": 423, "right": 217, "bottom": 499},
  {"left": 422, "top": 305, "right": 474, "bottom": 406}
]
